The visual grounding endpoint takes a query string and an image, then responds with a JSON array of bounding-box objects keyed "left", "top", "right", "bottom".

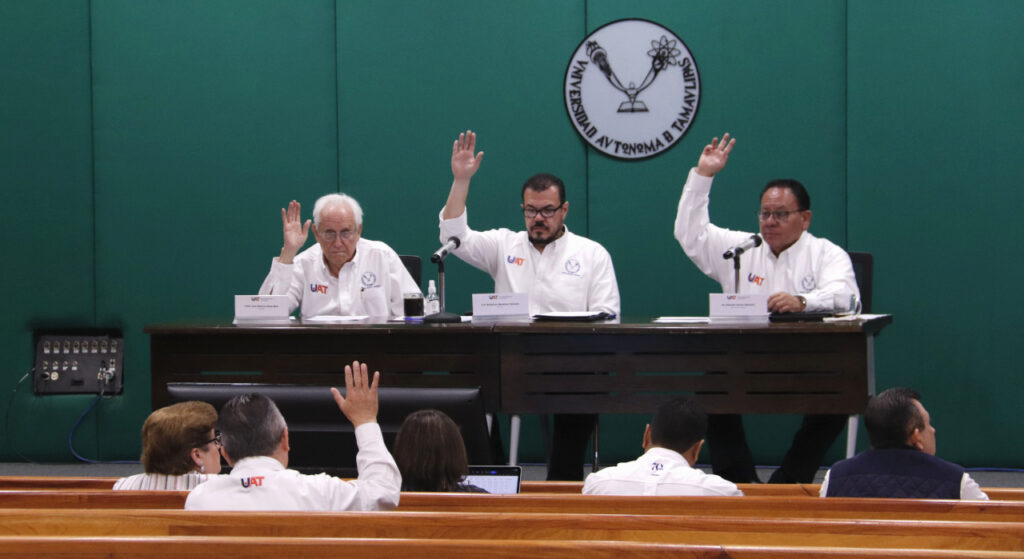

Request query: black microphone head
[
  {"left": 448, "top": 236, "right": 461, "bottom": 249},
  {"left": 752, "top": 234, "right": 763, "bottom": 247}
]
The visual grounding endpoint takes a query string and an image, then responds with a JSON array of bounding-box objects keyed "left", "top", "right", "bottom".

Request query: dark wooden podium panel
[
  {"left": 146, "top": 316, "right": 891, "bottom": 416},
  {"left": 496, "top": 320, "right": 887, "bottom": 415},
  {"left": 146, "top": 321, "right": 501, "bottom": 411}
]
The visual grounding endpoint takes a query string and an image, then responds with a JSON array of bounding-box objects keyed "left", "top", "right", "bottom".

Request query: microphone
[
  {"left": 431, "top": 237, "right": 461, "bottom": 263},
  {"left": 723, "top": 234, "right": 762, "bottom": 259}
]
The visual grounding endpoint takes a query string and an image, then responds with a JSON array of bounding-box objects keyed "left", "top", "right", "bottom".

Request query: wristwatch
[{"left": 795, "top": 295, "right": 807, "bottom": 311}]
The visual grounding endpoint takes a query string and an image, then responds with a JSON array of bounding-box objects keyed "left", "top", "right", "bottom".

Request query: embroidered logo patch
[
  {"left": 506, "top": 255, "right": 525, "bottom": 266},
  {"left": 310, "top": 283, "right": 329, "bottom": 294},
  {"left": 563, "top": 257, "right": 582, "bottom": 276}
]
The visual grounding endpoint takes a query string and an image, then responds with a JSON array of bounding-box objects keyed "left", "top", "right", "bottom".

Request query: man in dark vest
[{"left": 820, "top": 387, "right": 987, "bottom": 499}]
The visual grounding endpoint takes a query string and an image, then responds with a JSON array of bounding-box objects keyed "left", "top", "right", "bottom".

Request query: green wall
[{"left": 1, "top": 0, "right": 1021, "bottom": 469}]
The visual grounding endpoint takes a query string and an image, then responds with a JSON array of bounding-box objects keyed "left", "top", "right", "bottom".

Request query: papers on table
[
  {"left": 302, "top": 315, "right": 369, "bottom": 323},
  {"left": 823, "top": 313, "right": 884, "bottom": 323},
  {"left": 653, "top": 316, "right": 711, "bottom": 324},
  {"left": 533, "top": 311, "right": 613, "bottom": 322}
]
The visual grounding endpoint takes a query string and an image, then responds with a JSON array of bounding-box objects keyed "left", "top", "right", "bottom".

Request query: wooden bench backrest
[
  {"left": 0, "top": 509, "right": 1021, "bottom": 551},
  {"left": 0, "top": 490, "right": 186, "bottom": 509},
  {"left": 3, "top": 489, "right": 1023, "bottom": 522},
  {"left": 2, "top": 476, "right": 1021, "bottom": 501},
  {"left": 396, "top": 493, "right": 1024, "bottom": 521},
  {"left": 0, "top": 535, "right": 1018, "bottom": 559}
]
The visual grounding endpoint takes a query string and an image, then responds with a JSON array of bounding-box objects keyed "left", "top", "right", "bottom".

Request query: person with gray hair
[
  {"left": 820, "top": 387, "right": 987, "bottom": 500},
  {"left": 184, "top": 361, "right": 402, "bottom": 511},
  {"left": 259, "top": 193, "right": 420, "bottom": 318}
]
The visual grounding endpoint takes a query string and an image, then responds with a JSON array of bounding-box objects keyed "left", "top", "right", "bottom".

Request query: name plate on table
[
  {"left": 709, "top": 293, "right": 769, "bottom": 323},
  {"left": 233, "top": 295, "right": 291, "bottom": 325},
  {"left": 472, "top": 293, "right": 529, "bottom": 319}
]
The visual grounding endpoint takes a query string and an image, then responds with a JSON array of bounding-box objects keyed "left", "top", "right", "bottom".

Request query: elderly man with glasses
[
  {"left": 259, "top": 193, "right": 420, "bottom": 319},
  {"left": 673, "top": 133, "right": 860, "bottom": 485},
  {"left": 438, "top": 130, "right": 620, "bottom": 481}
]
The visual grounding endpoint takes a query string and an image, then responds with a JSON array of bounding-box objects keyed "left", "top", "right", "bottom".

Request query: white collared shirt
[
  {"left": 439, "top": 208, "right": 620, "bottom": 315},
  {"left": 184, "top": 423, "right": 401, "bottom": 511},
  {"left": 259, "top": 238, "right": 420, "bottom": 319},
  {"left": 674, "top": 168, "right": 859, "bottom": 311},
  {"left": 583, "top": 447, "right": 742, "bottom": 496}
]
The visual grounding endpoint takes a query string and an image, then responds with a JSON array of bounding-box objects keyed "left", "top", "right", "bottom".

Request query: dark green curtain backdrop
[{"left": 2, "top": 0, "right": 1021, "bottom": 468}]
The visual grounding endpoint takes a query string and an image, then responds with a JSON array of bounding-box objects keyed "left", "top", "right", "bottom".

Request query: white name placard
[
  {"left": 709, "top": 293, "right": 769, "bottom": 323},
  {"left": 472, "top": 292, "right": 529, "bottom": 318},
  {"left": 233, "top": 295, "right": 291, "bottom": 324}
]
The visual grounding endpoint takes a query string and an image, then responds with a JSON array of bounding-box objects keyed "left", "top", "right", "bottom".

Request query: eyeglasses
[
  {"left": 204, "top": 430, "right": 222, "bottom": 448},
  {"left": 756, "top": 209, "right": 804, "bottom": 222},
  {"left": 319, "top": 229, "right": 357, "bottom": 242},
  {"left": 523, "top": 204, "right": 564, "bottom": 218}
]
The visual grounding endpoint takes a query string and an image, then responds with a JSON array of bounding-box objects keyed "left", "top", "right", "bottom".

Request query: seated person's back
[
  {"left": 583, "top": 396, "right": 741, "bottom": 496},
  {"left": 114, "top": 401, "right": 221, "bottom": 491},
  {"left": 821, "top": 387, "right": 987, "bottom": 500},
  {"left": 185, "top": 361, "right": 402, "bottom": 510},
  {"left": 394, "top": 409, "right": 487, "bottom": 493}
]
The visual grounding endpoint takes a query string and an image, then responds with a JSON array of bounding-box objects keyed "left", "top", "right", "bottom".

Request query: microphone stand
[
  {"left": 732, "top": 254, "right": 742, "bottom": 293},
  {"left": 424, "top": 257, "right": 461, "bottom": 323}
]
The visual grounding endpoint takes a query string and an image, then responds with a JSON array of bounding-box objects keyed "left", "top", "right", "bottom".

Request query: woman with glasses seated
[
  {"left": 393, "top": 409, "right": 487, "bottom": 493},
  {"left": 113, "top": 401, "right": 222, "bottom": 490}
]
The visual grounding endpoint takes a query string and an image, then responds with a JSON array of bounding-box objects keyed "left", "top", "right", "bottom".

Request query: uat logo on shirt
[
  {"left": 240, "top": 476, "right": 264, "bottom": 488},
  {"left": 310, "top": 283, "right": 329, "bottom": 294},
  {"left": 506, "top": 255, "right": 525, "bottom": 266},
  {"left": 747, "top": 273, "right": 765, "bottom": 286}
]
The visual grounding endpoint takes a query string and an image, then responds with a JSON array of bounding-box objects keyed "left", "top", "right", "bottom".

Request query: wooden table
[{"left": 145, "top": 316, "right": 891, "bottom": 416}]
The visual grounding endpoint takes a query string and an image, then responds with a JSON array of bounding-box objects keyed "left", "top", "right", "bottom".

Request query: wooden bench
[
  {"left": 520, "top": 481, "right": 1024, "bottom": 500},
  {"left": 0, "top": 476, "right": 117, "bottom": 490},
  {"left": 0, "top": 489, "right": 187, "bottom": 508},
  {"left": 3, "top": 489, "right": 1024, "bottom": 523},
  {"left": 0, "top": 508, "right": 1021, "bottom": 551},
  {"left": 396, "top": 493, "right": 1024, "bottom": 521},
  {"left": 0, "top": 535, "right": 1019, "bottom": 559},
  {"left": 3, "top": 476, "right": 1021, "bottom": 500}
]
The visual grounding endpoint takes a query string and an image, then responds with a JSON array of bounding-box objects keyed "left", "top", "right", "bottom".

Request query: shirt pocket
[{"left": 360, "top": 287, "right": 389, "bottom": 316}]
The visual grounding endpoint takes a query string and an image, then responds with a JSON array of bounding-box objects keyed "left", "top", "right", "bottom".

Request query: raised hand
[
  {"left": 451, "top": 130, "right": 484, "bottom": 181},
  {"left": 696, "top": 133, "right": 735, "bottom": 178},
  {"left": 331, "top": 360, "right": 381, "bottom": 427},
  {"left": 280, "top": 200, "right": 311, "bottom": 263}
]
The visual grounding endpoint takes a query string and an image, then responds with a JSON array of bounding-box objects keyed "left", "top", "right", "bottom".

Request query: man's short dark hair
[
  {"left": 761, "top": 179, "right": 810, "bottom": 211},
  {"left": 649, "top": 396, "right": 708, "bottom": 456},
  {"left": 218, "top": 393, "right": 288, "bottom": 461},
  {"left": 864, "top": 387, "right": 925, "bottom": 449},
  {"left": 521, "top": 173, "right": 566, "bottom": 205}
]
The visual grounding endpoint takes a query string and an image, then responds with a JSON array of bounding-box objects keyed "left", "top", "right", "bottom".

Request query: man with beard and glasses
[
  {"left": 673, "top": 132, "right": 860, "bottom": 484},
  {"left": 438, "top": 130, "right": 620, "bottom": 480}
]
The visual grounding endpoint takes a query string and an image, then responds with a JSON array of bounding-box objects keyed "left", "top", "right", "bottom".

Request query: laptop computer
[{"left": 463, "top": 465, "right": 522, "bottom": 494}]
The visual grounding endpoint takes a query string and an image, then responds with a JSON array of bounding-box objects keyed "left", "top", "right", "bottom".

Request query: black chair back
[
  {"left": 848, "top": 251, "right": 873, "bottom": 313},
  {"left": 399, "top": 254, "right": 422, "bottom": 286}
]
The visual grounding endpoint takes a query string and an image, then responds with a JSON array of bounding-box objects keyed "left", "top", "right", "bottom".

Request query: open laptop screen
[{"left": 463, "top": 465, "right": 522, "bottom": 494}]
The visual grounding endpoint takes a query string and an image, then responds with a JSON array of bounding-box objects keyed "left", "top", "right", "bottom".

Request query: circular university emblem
[{"left": 564, "top": 19, "right": 701, "bottom": 160}]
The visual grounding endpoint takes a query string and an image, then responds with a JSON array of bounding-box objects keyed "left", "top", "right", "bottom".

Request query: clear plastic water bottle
[{"left": 425, "top": 280, "right": 440, "bottom": 315}]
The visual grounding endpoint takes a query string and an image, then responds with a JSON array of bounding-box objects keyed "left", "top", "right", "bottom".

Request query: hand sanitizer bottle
[{"left": 426, "top": 280, "right": 440, "bottom": 315}]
